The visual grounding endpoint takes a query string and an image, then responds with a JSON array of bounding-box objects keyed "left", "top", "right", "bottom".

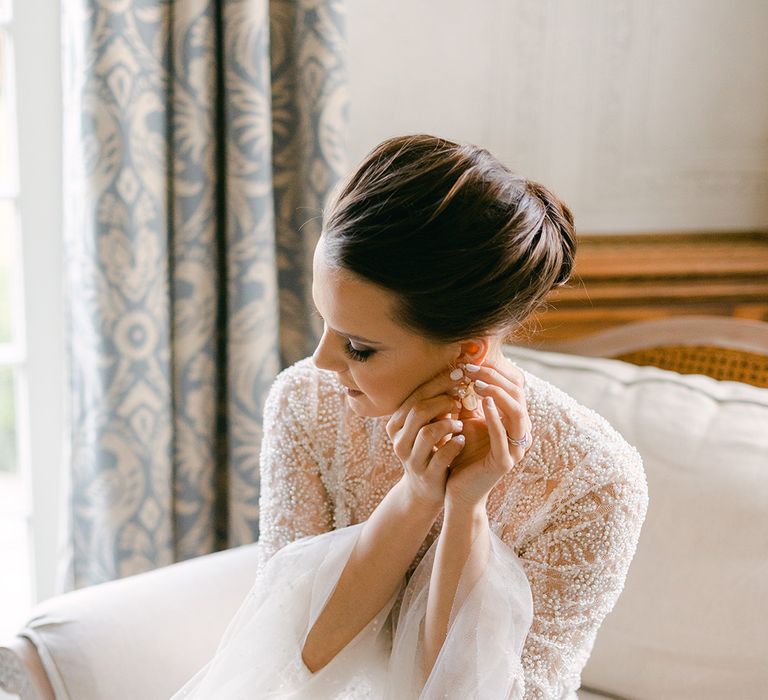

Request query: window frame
[{"left": 10, "top": 0, "right": 65, "bottom": 604}]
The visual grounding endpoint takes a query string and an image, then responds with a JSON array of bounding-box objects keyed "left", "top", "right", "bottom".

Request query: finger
[
  {"left": 389, "top": 367, "right": 465, "bottom": 431},
  {"left": 483, "top": 396, "right": 516, "bottom": 469},
  {"left": 411, "top": 417, "right": 463, "bottom": 468},
  {"left": 472, "top": 379, "right": 528, "bottom": 436},
  {"left": 401, "top": 394, "right": 459, "bottom": 438},
  {"left": 426, "top": 433, "right": 465, "bottom": 477},
  {"left": 392, "top": 398, "right": 460, "bottom": 459},
  {"left": 463, "top": 361, "right": 525, "bottom": 395},
  {"left": 387, "top": 388, "right": 461, "bottom": 440}
]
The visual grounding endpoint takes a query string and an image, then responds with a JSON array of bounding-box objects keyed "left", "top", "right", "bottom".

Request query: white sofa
[{"left": 2, "top": 337, "right": 767, "bottom": 699}]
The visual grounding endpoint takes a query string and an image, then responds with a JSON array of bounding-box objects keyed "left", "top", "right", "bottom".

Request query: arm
[
  {"left": 302, "top": 371, "right": 466, "bottom": 673},
  {"left": 423, "top": 500, "right": 491, "bottom": 678},
  {"left": 301, "top": 478, "right": 442, "bottom": 672},
  {"left": 256, "top": 365, "right": 336, "bottom": 573},
  {"left": 516, "top": 471, "right": 648, "bottom": 698}
]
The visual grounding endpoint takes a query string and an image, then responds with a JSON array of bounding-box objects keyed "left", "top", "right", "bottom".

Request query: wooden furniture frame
[{"left": 523, "top": 231, "right": 768, "bottom": 343}]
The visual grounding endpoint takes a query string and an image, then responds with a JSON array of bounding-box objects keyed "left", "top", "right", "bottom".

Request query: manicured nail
[
  {"left": 474, "top": 379, "right": 489, "bottom": 390},
  {"left": 464, "top": 363, "right": 481, "bottom": 372},
  {"left": 485, "top": 396, "right": 496, "bottom": 411},
  {"left": 449, "top": 368, "right": 463, "bottom": 381},
  {"left": 452, "top": 420, "right": 463, "bottom": 431},
  {"left": 453, "top": 434, "right": 465, "bottom": 444}
]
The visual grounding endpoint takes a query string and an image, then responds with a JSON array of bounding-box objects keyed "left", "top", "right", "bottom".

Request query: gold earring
[{"left": 451, "top": 358, "right": 479, "bottom": 411}]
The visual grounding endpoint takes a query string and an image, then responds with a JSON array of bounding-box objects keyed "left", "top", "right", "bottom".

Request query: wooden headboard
[
  {"left": 521, "top": 231, "right": 768, "bottom": 343},
  {"left": 514, "top": 231, "right": 768, "bottom": 388}
]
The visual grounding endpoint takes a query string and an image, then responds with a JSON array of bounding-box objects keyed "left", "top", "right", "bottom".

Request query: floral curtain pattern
[{"left": 60, "top": 0, "right": 347, "bottom": 590}]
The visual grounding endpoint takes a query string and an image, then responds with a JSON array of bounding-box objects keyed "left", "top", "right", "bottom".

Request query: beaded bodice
[{"left": 256, "top": 355, "right": 648, "bottom": 699}]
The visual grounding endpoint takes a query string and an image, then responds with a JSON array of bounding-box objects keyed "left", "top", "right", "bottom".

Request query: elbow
[{"left": 301, "top": 635, "right": 330, "bottom": 674}]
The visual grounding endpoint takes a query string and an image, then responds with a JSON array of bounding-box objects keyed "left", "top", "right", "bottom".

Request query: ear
[{"left": 456, "top": 336, "right": 491, "bottom": 365}]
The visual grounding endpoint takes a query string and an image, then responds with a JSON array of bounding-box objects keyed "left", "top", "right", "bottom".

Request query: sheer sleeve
[
  {"left": 387, "top": 527, "right": 534, "bottom": 699},
  {"left": 255, "top": 363, "right": 335, "bottom": 576},
  {"left": 171, "top": 364, "right": 399, "bottom": 699},
  {"left": 515, "top": 454, "right": 649, "bottom": 698}
]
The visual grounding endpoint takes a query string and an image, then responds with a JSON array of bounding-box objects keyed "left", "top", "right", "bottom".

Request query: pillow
[{"left": 504, "top": 345, "right": 768, "bottom": 700}]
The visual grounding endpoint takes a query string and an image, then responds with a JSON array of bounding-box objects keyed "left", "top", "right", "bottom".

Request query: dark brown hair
[{"left": 322, "top": 134, "right": 577, "bottom": 343}]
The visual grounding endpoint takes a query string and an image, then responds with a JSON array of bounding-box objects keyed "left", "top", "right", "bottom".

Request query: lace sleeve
[
  {"left": 256, "top": 364, "right": 335, "bottom": 576},
  {"left": 516, "top": 455, "right": 649, "bottom": 698}
]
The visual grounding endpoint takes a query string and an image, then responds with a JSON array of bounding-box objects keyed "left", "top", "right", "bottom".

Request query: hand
[
  {"left": 386, "top": 368, "right": 465, "bottom": 509},
  {"left": 445, "top": 358, "right": 532, "bottom": 509}
]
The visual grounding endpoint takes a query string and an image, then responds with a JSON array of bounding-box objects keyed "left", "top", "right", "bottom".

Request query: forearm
[
  {"left": 302, "top": 477, "right": 442, "bottom": 672},
  {"left": 423, "top": 499, "right": 491, "bottom": 679}
]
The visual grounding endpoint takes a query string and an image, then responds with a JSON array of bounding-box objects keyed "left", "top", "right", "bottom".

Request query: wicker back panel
[{"left": 614, "top": 345, "right": 768, "bottom": 388}]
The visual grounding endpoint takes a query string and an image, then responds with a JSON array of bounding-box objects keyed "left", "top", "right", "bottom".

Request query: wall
[{"left": 346, "top": 0, "right": 768, "bottom": 233}]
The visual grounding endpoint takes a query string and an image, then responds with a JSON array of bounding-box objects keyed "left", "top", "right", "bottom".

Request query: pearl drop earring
[{"left": 449, "top": 360, "right": 479, "bottom": 411}]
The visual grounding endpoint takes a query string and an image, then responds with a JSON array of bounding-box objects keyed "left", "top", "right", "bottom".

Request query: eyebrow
[
  {"left": 312, "top": 305, "right": 385, "bottom": 346},
  {"left": 342, "top": 331, "right": 384, "bottom": 346}
]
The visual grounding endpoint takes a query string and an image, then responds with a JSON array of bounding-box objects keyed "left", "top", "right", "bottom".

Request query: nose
[{"left": 312, "top": 327, "right": 348, "bottom": 373}]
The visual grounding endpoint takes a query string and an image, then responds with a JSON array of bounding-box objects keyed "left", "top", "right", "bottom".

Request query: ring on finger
[{"left": 507, "top": 430, "right": 532, "bottom": 448}]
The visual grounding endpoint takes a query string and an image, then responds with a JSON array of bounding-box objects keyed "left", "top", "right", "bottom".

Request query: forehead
[{"left": 311, "top": 238, "right": 399, "bottom": 336}]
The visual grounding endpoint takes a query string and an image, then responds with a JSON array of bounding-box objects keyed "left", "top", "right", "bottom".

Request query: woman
[{"left": 171, "top": 135, "right": 649, "bottom": 699}]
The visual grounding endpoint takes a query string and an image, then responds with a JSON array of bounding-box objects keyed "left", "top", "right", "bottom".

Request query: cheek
[
  {"left": 345, "top": 365, "right": 409, "bottom": 415},
  {"left": 353, "top": 358, "right": 440, "bottom": 411}
]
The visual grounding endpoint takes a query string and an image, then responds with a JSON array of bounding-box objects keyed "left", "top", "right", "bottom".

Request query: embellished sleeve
[
  {"left": 516, "top": 443, "right": 649, "bottom": 699},
  {"left": 255, "top": 362, "right": 335, "bottom": 575}
]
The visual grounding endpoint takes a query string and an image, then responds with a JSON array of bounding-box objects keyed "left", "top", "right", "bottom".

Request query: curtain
[{"left": 59, "top": 0, "right": 347, "bottom": 590}]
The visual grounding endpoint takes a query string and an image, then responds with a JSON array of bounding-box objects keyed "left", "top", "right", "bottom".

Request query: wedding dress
[{"left": 171, "top": 351, "right": 648, "bottom": 699}]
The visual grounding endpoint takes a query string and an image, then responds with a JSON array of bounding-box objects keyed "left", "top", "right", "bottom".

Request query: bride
[{"left": 170, "top": 134, "right": 649, "bottom": 699}]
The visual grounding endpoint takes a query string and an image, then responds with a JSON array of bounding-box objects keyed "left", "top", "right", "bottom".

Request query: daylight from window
[{"left": 0, "top": 0, "right": 33, "bottom": 642}]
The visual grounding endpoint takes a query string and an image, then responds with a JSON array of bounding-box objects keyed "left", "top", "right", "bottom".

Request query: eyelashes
[
  {"left": 344, "top": 341, "right": 375, "bottom": 362},
  {"left": 313, "top": 308, "right": 375, "bottom": 362}
]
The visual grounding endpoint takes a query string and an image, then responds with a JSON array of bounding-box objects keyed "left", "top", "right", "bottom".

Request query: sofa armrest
[
  {"left": 0, "top": 636, "right": 55, "bottom": 699},
  {"left": 0, "top": 541, "right": 262, "bottom": 700}
]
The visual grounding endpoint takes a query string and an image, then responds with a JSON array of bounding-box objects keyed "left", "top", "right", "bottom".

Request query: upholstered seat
[{"left": 3, "top": 316, "right": 767, "bottom": 700}]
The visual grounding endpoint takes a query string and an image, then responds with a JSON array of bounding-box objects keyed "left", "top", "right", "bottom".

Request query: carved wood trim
[{"left": 521, "top": 231, "right": 768, "bottom": 344}]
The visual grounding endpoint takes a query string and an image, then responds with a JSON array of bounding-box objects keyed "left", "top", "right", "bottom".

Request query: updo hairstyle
[{"left": 321, "top": 134, "right": 577, "bottom": 343}]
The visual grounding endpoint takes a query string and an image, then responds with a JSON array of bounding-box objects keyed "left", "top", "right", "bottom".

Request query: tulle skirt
[{"left": 170, "top": 522, "right": 533, "bottom": 699}]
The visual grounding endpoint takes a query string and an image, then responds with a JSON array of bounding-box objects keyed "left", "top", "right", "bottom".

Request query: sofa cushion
[{"left": 505, "top": 345, "right": 768, "bottom": 700}]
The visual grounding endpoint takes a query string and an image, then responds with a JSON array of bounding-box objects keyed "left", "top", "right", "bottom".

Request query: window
[{"left": 0, "top": 0, "right": 33, "bottom": 640}]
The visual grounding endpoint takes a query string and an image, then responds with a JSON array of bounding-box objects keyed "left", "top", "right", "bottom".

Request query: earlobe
[{"left": 459, "top": 337, "right": 490, "bottom": 364}]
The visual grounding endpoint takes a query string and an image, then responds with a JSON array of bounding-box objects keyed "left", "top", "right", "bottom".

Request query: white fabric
[
  {"left": 170, "top": 353, "right": 648, "bottom": 699},
  {"left": 170, "top": 522, "right": 533, "bottom": 699},
  {"left": 504, "top": 347, "right": 768, "bottom": 699}
]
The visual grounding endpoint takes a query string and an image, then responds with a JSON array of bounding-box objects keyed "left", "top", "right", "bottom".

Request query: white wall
[{"left": 347, "top": 0, "right": 768, "bottom": 233}]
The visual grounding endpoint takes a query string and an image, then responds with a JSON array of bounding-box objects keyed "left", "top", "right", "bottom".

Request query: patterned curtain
[{"left": 59, "top": 0, "right": 347, "bottom": 590}]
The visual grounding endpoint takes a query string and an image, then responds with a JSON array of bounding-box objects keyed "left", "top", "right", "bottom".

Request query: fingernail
[
  {"left": 453, "top": 434, "right": 465, "bottom": 444},
  {"left": 485, "top": 396, "right": 496, "bottom": 411},
  {"left": 452, "top": 420, "right": 463, "bottom": 431},
  {"left": 464, "top": 363, "right": 481, "bottom": 372},
  {"left": 449, "top": 368, "right": 463, "bottom": 381},
  {"left": 474, "top": 379, "right": 489, "bottom": 390}
]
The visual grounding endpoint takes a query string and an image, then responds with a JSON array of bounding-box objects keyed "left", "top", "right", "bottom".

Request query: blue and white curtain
[{"left": 60, "top": 0, "right": 347, "bottom": 590}]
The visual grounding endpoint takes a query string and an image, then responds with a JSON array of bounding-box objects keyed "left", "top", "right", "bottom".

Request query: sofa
[{"left": 2, "top": 315, "right": 767, "bottom": 699}]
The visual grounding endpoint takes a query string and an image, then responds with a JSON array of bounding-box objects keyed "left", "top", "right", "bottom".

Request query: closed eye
[
  {"left": 344, "top": 341, "right": 375, "bottom": 362},
  {"left": 313, "top": 308, "right": 376, "bottom": 362}
]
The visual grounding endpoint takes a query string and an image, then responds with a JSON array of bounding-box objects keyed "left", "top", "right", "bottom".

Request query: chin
[{"left": 346, "top": 394, "right": 393, "bottom": 418}]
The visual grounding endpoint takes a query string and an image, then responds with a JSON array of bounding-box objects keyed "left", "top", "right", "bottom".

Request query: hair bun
[{"left": 323, "top": 134, "right": 578, "bottom": 342}]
